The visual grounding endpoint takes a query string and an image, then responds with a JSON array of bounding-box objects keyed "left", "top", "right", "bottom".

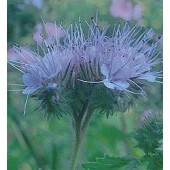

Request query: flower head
[
  {"left": 8, "top": 45, "right": 62, "bottom": 94},
  {"left": 97, "top": 26, "right": 161, "bottom": 93},
  {"left": 8, "top": 18, "right": 162, "bottom": 116}
]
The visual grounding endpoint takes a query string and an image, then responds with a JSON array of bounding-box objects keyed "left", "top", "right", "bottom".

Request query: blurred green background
[{"left": 7, "top": 0, "right": 162, "bottom": 169}]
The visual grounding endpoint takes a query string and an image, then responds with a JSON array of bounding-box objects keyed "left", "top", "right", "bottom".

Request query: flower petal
[
  {"left": 139, "top": 73, "right": 156, "bottom": 82},
  {"left": 114, "top": 81, "right": 129, "bottom": 90},
  {"left": 103, "top": 81, "right": 115, "bottom": 89},
  {"left": 22, "top": 86, "right": 39, "bottom": 94},
  {"left": 101, "top": 64, "right": 109, "bottom": 78}
]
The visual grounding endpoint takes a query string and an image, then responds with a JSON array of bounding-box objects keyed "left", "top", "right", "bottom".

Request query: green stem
[
  {"left": 69, "top": 106, "right": 94, "bottom": 170},
  {"left": 69, "top": 133, "right": 82, "bottom": 170}
]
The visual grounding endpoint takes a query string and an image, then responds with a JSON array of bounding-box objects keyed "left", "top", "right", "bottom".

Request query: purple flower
[
  {"left": 33, "top": 22, "right": 64, "bottom": 44},
  {"left": 8, "top": 19, "right": 162, "bottom": 96},
  {"left": 104, "top": 31, "right": 160, "bottom": 92},
  {"left": 8, "top": 46, "right": 62, "bottom": 94},
  {"left": 109, "top": 0, "right": 144, "bottom": 21},
  {"left": 76, "top": 22, "right": 162, "bottom": 94},
  {"left": 8, "top": 18, "right": 162, "bottom": 117},
  {"left": 99, "top": 41, "right": 161, "bottom": 92}
]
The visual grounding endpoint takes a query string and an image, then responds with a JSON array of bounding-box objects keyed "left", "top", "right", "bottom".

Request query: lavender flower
[
  {"left": 109, "top": 0, "right": 133, "bottom": 21},
  {"left": 109, "top": 0, "right": 144, "bottom": 21},
  {"left": 8, "top": 46, "right": 62, "bottom": 94},
  {"left": 77, "top": 22, "right": 162, "bottom": 94},
  {"left": 98, "top": 33, "right": 161, "bottom": 93},
  {"left": 8, "top": 18, "right": 162, "bottom": 116},
  {"left": 33, "top": 22, "right": 64, "bottom": 44}
]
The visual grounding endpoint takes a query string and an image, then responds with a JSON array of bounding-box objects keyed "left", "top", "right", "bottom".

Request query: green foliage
[
  {"left": 140, "top": 154, "right": 163, "bottom": 170},
  {"left": 85, "top": 119, "right": 124, "bottom": 156},
  {"left": 82, "top": 155, "right": 139, "bottom": 170},
  {"left": 134, "top": 113, "right": 163, "bottom": 170},
  {"left": 8, "top": 0, "right": 39, "bottom": 44},
  {"left": 134, "top": 113, "right": 163, "bottom": 155},
  {"left": 90, "top": 85, "right": 137, "bottom": 117},
  {"left": 32, "top": 85, "right": 72, "bottom": 119},
  {"left": 131, "top": 0, "right": 162, "bottom": 32},
  {"left": 82, "top": 112, "right": 163, "bottom": 170}
]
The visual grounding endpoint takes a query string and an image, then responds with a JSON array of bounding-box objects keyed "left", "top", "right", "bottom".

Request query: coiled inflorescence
[{"left": 8, "top": 18, "right": 162, "bottom": 117}]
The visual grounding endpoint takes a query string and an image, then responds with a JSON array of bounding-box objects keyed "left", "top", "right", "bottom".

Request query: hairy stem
[
  {"left": 69, "top": 129, "right": 82, "bottom": 170},
  {"left": 69, "top": 105, "right": 94, "bottom": 170},
  {"left": 81, "top": 108, "right": 93, "bottom": 133}
]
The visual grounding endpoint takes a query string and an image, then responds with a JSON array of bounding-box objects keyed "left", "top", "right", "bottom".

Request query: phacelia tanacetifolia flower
[
  {"left": 97, "top": 28, "right": 162, "bottom": 93},
  {"left": 77, "top": 21, "right": 162, "bottom": 94},
  {"left": 8, "top": 18, "right": 162, "bottom": 116},
  {"left": 8, "top": 46, "right": 62, "bottom": 95}
]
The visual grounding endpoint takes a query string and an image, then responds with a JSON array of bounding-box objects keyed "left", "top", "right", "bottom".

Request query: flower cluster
[{"left": 8, "top": 18, "right": 162, "bottom": 117}]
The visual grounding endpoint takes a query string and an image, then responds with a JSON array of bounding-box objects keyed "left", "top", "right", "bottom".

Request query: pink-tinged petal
[
  {"left": 109, "top": 0, "right": 133, "bottom": 20},
  {"left": 7, "top": 48, "right": 18, "bottom": 61},
  {"left": 45, "top": 22, "right": 64, "bottom": 38},
  {"left": 8, "top": 47, "right": 36, "bottom": 63},
  {"left": 33, "top": 31, "right": 43, "bottom": 43}
]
